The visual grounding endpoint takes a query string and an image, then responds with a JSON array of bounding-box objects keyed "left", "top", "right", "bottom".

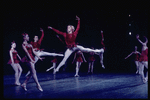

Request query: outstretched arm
[
  {"left": 17, "top": 53, "right": 21, "bottom": 61},
  {"left": 48, "top": 26, "right": 66, "bottom": 37},
  {"left": 125, "top": 52, "right": 133, "bottom": 59}
]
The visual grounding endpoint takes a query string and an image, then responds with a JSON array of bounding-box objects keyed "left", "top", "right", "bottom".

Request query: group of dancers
[
  {"left": 7, "top": 16, "right": 106, "bottom": 92},
  {"left": 125, "top": 34, "right": 148, "bottom": 83}
]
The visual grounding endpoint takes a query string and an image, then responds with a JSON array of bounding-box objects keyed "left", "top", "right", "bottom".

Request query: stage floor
[{"left": 3, "top": 72, "right": 148, "bottom": 99}]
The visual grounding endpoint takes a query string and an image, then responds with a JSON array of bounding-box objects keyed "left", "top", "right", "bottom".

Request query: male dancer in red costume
[{"left": 48, "top": 16, "right": 104, "bottom": 74}]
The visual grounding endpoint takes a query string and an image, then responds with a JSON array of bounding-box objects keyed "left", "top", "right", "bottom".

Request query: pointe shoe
[
  {"left": 21, "top": 83, "right": 27, "bottom": 91},
  {"left": 53, "top": 68, "right": 59, "bottom": 74},
  {"left": 15, "top": 82, "right": 21, "bottom": 86},
  {"left": 102, "top": 65, "right": 105, "bottom": 69},
  {"left": 25, "top": 71, "right": 30, "bottom": 77},
  {"left": 136, "top": 70, "right": 139, "bottom": 74},
  {"left": 37, "top": 85, "right": 43, "bottom": 92},
  {"left": 74, "top": 74, "right": 79, "bottom": 77},
  {"left": 46, "top": 69, "right": 50, "bottom": 72}
]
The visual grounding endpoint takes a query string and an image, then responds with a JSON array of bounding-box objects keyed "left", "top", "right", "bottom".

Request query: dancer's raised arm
[
  {"left": 38, "top": 28, "right": 44, "bottom": 45},
  {"left": 81, "top": 52, "right": 87, "bottom": 62},
  {"left": 74, "top": 15, "right": 80, "bottom": 35},
  {"left": 136, "top": 34, "right": 144, "bottom": 45}
]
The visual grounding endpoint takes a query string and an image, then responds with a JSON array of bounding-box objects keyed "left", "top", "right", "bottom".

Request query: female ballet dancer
[
  {"left": 25, "top": 28, "right": 64, "bottom": 76},
  {"left": 88, "top": 48, "right": 96, "bottom": 74},
  {"left": 7, "top": 41, "right": 22, "bottom": 85},
  {"left": 72, "top": 50, "right": 87, "bottom": 77},
  {"left": 46, "top": 56, "right": 57, "bottom": 74},
  {"left": 136, "top": 34, "right": 148, "bottom": 83},
  {"left": 48, "top": 15, "right": 104, "bottom": 74},
  {"left": 125, "top": 46, "right": 141, "bottom": 74},
  {"left": 21, "top": 33, "right": 43, "bottom": 91}
]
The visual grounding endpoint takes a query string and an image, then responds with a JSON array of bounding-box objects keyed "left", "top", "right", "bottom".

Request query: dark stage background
[{"left": 3, "top": 0, "right": 148, "bottom": 75}]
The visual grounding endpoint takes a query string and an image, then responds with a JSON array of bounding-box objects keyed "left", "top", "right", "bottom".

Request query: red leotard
[
  {"left": 88, "top": 52, "right": 95, "bottom": 62},
  {"left": 139, "top": 48, "right": 148, "bottom": 62},
  {"left": 30, "top": 31, "right": 44, "bottom": 50},
  {"left": 76, "top": 53, "right": 83, "bottom": 62},
  {"left": 21, "top": 45, "right": 35, "bottom": 62},
  {"left": 8, "top": 50, "right": 20, "bottom": 64},
  {"left": 51, "top": 57, "right": 57, "bottom": 63},
  {"left": 134, "top": 53, "right": 140, "bottom": 61},
  {"left": 52, "top": 20, "right": 80, "bottom": 49}
]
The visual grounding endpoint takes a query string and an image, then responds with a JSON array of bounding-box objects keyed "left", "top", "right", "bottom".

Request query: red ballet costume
[
  {"left": 88, "top": 52, "right": 95, "bottom": 62},
  {"left": 139, "top": 49, "right": 148, "bottom": 62},
  {"left": 8, "top": 50, "right": 20, "bottom": 64},
  {"left": 51, "top": 20, "right": 80, "bottom": 49},
  {"left": 51, "top": 57, "right": 57, "bottom": 63},
  {"left": 76, "top": 53, "right": 83, "bottom": 62},
  {"left": 134, "top": 53, "right": 140, "bottom": 61},
  {"left": 30, "top": 31, "right": 44, "bottom": 50},
  {"left": 21, "top": 45, "right": 35, "bottom": 62}
]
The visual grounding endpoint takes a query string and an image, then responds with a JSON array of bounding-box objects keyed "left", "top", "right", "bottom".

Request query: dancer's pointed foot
[
  {"left": 21, "top": 83, "right": 27, "bottom": 91},
  {"left": 25, "top": 71, "right": 30, "bottom": 77},
  {"left": 15, "top": 82, "right": 21, "bottom": 86},
  {"left": 37, "top": 85, "right": 43, "bottom": 92},
  {"left": 95, "top": 48, "right": 104, "bottom": 55},
  {"left": 46, "top": 68, "right": 50, "bottom": 72},
  {"left": 143, "top": 78, "right": 147, "bottom": 83},
  {"left": 53, "top": 68, "right": 59, "bottom": 74},
  {"left": 102, "top": 65, "right": 105, "bottom": 69},
  {"left": 135, "top": 70, "right": 139, "bottom": 74},
  {"left": 74, "top": 74, "right": 79, "bottom": 77}
]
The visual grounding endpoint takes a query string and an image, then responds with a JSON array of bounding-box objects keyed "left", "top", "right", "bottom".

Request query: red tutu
[
  {"left": 7, "top": 51, "right": 20, "bottom": 64},
  {"left": 139, "top": 49, "right": 148, "bottom": 61}
]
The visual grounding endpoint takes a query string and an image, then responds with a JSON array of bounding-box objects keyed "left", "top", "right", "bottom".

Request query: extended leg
[
  {"left": 11, "top": 64, "right": 20, "bottom": 85},
  {"left": 54, "top": 49, "right": 74, "bottom": 74},
  {"left": 138, "top": 62, "right": 145, "bottom": 83},
  {"left": 135, "top": 61, "right": 139, "bottom": 74}
]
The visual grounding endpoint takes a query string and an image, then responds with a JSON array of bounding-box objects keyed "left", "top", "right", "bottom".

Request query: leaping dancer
[{"left": 48, "top": 15, "right": 104, "bottom": 74}]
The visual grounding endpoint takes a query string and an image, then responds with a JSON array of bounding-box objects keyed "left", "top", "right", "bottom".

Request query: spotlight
[{"left": 129, "top": 32, "right": 131, "bottom": 35}]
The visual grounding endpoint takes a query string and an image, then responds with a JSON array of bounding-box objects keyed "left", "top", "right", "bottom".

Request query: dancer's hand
[
  {"left": 48, "top": 26, "right": 52, "bottom": 29},
  {"left": 76, "top": 15, "right": 80, "bottom": 20},
  {"left": 136, "top": 34, "right": 139, "bottom": 39},
  {"left": 40, "top": 28, "right": 43, "bottom": 32}
]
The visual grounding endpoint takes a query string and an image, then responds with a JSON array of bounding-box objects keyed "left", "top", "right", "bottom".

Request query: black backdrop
[{"left": 3, "top": 0, "right": 148, "bottom": 75}]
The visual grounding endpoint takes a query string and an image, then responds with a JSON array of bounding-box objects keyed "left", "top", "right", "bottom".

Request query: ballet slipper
[
  {"left": 74, "top": 74, "right": 79, "bottom": 77},
  {"left": 21, "top": 83, "right": 27, "bottom": 91},
  {"left": 102, "top": 65, "right": 105, "bottom": 69},
  {"left": 37, "top": 85, "right": 43, "bottom": 92}
]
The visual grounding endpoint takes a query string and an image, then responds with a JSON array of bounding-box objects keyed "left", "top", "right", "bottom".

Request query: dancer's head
[
  {"left": 34, "top": 36, "right": 38, "bottom": 42},
  {"left": 11, "top": 41, "right": 16, "bottom": 49},
  {"left": 67, "top": 25, "right": 75, "bottom": 34},
  {"left": 22, "top": 33, "right": 29, "bottom": 41},
  {"left": 134, "top": 46, "right": 137, "bottom": 51}
]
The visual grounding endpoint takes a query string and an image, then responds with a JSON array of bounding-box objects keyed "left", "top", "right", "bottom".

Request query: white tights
[
  {"left": 11, "top": 63, "right": 22, "bottom": 85},
  {"left": 55, "top": 45, "right": 104, "bottom": 72}
]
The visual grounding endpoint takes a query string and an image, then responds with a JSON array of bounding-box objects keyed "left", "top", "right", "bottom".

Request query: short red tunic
[
  {"left": 8, "top": 51, "right": 20, "bottom": 64},
  {"left": 76, "top": 53, "right": 83, "bottom": 62},
  {"left": 88, "top": 52, "right": 95, "bottom": 62},
  {"left": 21, "top": 46, "right": 35, "bottom": 62},
  {"left": 139, "top": 48, "right": 148, "bottom": 61},
  {"left": 134, "top": 53, "right": 140, "bottom": 61},
  {"left": 51, "top": 57, "right": 57, "bottom": 63},
  {"left": 52, "top": 20, "right": 80, "bottom": 49}
]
